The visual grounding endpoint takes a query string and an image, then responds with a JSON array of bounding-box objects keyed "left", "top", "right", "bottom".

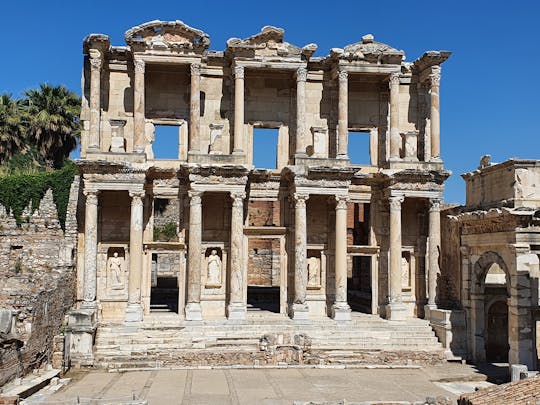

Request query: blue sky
[{"left": 2, "top": 0, "right": 538, "bottom": 203}]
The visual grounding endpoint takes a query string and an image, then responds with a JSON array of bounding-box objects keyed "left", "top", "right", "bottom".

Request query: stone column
[
  {"left": 426, "top": 197, "right": 442, "bottom": 317},
  {"left": 386, "top": 195, "right": 407, "bottom": 320},
  {"left": 133, "top": 58, "right": 145, "bottom": 153},
  {"left": 233, "top": 65, "right": 244, "bottom": 154},
  {"left": 332, "top": 195, "right": 352, "bottom": 321},
  {"left": 88, "top": 51, "right": 102, "bottom": 150},
  {"left": 228, "top": 191, "right": 246, "bottom": 320},
  {"left": 186, "top": 190, "right": 203, "bottom": 320},
  {"left": 429, "top": 71, "right": 441, "bottom": 160},
  {"left": 82, "top": 190, "right": 99, "bottom": 307},
  {"left": 291, "top": 193, "right": 309, "bottom": 320},
  {"left": 189, "top": 63, "right": 201, "bottom": 154},
  {"left": 126, "top": 190, "right": 145, "bottom": 322},
  {"left": 337, "top": 70, "right": 348, "bottom": 158},
  {"left": 389, "top": 72, "right": 400, "bottom": 160},
  {"left": 295, "top": 67, "right": 308, "bottom": 156}
]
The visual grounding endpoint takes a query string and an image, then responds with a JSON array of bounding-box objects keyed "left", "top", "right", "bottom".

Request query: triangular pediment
[
  {"left": 125, "top": 20, "right": 210, "bottom": 53},
  {"left": 226, "top": 26, "right": 317, "bottom": 60},
  {"left": 335, "top": 34, "right": 404, "bottom": 64}
]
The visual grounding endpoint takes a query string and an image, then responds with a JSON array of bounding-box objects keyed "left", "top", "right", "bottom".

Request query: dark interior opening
[
  {"left": 247, "top": 286, "right": 280, "bottom": 313},
  {"left": 347, "top": 256, "right": 371, "bottom": 313},
  {"left": 150, "top": 276, "right": 179, "bottom": 313}
]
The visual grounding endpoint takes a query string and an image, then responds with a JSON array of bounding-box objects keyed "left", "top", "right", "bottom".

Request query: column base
[
  {"left": 424, "top": 304, "right": 437, "bottom": 320},
  {"left": 430, "top": 157, "right": 443, "bottom": 163},
  {"left": 80, "top": 300, "right": 97, "bottom": 310},
  {"left": 125, "top": 303, "right": 143, "bottom": 322},
  {"left": 385, "top": 302, "right": 408, "bottom": 321},
  {"left": 185, "top": 302, "right": 203, "bottom": 321},
  {"left": 232, "top": 149, "right": 245, "bottom": 155},
  {"left": 331, "top": 303, "right": 352, "bottom": 321},
  {"left": 290, "top": 303, "right": 310, "bottom": 321},
  {"left": 227, "top": 303, "right": 247, "bottom": 321}
]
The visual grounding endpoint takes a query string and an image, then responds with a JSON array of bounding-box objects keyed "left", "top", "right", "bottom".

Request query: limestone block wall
[{"left": 0, "top": 178, "right": 79, "bottom": 386}]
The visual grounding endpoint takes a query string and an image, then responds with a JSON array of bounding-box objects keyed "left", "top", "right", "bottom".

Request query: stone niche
[
  {"left": 200, "top": 244, "right": 228, "bottom": 319},
  {"left": 97, "top": 243, "right": 129, "bottom": 320},
  {"left": 306, "top": 246, "right": 327, "bottom": 317}
]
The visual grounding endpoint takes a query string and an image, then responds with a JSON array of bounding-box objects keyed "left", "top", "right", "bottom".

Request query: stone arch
[{"left": 473, "top": 251, "right": 510, "bottom": 296}]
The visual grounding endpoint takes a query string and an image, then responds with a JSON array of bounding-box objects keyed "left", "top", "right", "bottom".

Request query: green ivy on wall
[{"left": 0, "top": 161, "right": 76, "bottom": 230}]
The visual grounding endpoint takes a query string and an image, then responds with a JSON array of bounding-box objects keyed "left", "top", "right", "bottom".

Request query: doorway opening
[
  {"left": 247, "top": 238, "right": 281, "bottom": 313},
  {"left": 486, "top": 300, "right": 509, "bottom": 362},
  {"left": 150, "top": 253, "right": 179, "bottom": 313},
  {"left": 348, "top": 131, "right": 371, "bottom": 165},
  {"left": 348, "top": 256, "right": 372, "bottom": 313},
  {"left": 153, "top": 125, "right": 179, "bottom": 159},
  {"left": 253, "top": 128, "right": 279, "bottom": 169}
]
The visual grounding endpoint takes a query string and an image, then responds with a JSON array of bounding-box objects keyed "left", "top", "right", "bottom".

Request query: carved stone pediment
[
  {"left": 226, "top": 26, "right": 317, "bottom": 60},
  {"left": 332, "top": 34, "right": 404, "bottom": 64},
  {"left": 125, "top": 20, "right": 210, "bottom": 53},
  {"left": 413, "top": 50, "right": 452, "bottom": 72},
  {"left": 83, "top": 34, "right": 110, "bottom": 54}
]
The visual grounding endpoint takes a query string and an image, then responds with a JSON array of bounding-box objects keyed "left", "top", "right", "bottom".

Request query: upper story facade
[{"left": 80, "top": 20, "right": 450, "bottom": 172}]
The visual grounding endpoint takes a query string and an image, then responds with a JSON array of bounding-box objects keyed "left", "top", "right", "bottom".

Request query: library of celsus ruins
[{"left": 68, "top": 19, "right": 452, "bottom": 365}]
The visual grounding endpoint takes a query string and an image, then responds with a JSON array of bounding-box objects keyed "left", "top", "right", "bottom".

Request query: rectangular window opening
[
  {"left": 153, "top": 125, "right": 179, "bottom": 159},
  {"left": 348, "top": 131, "right": 371, "bottom": 165},
  {"left": 253, "top": 128, "right": 279, "bottom": 170}
]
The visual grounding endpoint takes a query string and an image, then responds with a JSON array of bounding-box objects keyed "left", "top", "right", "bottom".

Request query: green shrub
[{"left": 153, "top": 221, "right": 178, "bottom": 242}]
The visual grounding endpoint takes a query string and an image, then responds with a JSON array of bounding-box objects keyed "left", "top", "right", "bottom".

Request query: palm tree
[
  {"left": 0, "top": 94, "right": 29, "bottom": 163},
  {"left": 25, "top": 84, "right": 81, "bottom": 168}
]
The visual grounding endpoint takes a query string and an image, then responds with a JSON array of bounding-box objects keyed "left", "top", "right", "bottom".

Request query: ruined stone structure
[
  {"left": 67, "top": 20, "right": 453, "bottom": 367},
  {"left": 0, "top": 183, "right": 79, "bottom": 385},
  {"left": 440, "top": 158, "right": 540, "bottom": 371}
]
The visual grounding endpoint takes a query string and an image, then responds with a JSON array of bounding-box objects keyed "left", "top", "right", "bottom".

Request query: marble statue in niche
[
  {"left": 307, "top": 256, "right": 321, "bottom": 288},
  {"left": 206, "top": 249, "right": 222, "bottom": 287},
  {"left": 401, "top": 255, "right": 410, "bottom": 289},
  {"left": 108, "top": 252, "right": 125, "bottom": 290}
]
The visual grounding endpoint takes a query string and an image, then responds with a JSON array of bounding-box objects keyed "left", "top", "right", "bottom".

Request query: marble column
[
  {"left": 186, "top": 190, "right": 203, "bottom": 320},
  {"left": 386, "top": 195, "right": 407, "bottom": 320},
  {"left": 189, "top": 63, "right": 201, "bottom": 154},
  {"left": 88, "top": 51, "right": 102, "bottom": 151},
  {"left": 228, "top": 191, "right": 246, "bottom": 320},
  {"left": 233, "top": 65, "right": 244, "bottom": 154},
  {"left": 389, "top": 72, "right": 400, "bottom": 160},
  {"left": 291, "top": 193, "right": 309, "bottom": 320},
  {"left": 82, "top": 190, "right": 99, "bottom": 307},
  {"left": 133, "top": 58, "right": 145, "bottom": 153},
  {"left": 337, "top": 70, "right": 348, "bottom": 158},
  {"left": 426, "top": 197, "right": 442, "bottom": 316},
  {"left": 332, "top": 195, "right": 352, "bottom": 321},
  {"left": 429, "top": 72, "right": 441, "bottom": 160},
  {"left": 126, "top": 190, "right": 145, "bottom": 322},
  {"left": 295, "top": 67, "right": 308, "bottom": 156}
]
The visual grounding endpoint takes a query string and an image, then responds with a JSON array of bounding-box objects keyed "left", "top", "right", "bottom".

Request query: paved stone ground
[{"left": 26, "top": 364, "right": 492, "bottom": 404}]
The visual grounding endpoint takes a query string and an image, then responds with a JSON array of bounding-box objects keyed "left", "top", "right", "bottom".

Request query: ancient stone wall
[
  {"left": 439, "top": 205, "right": 462, "bottom": 309},
  {"left": 0, "top": 178, "right": 79, "bottom": 386}
]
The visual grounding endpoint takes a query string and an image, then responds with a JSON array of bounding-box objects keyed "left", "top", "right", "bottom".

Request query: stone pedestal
[
  {"left": 65, "top": 309, "right": 97, "bottom": 367},
  {"left": 331, "top": 303, "right": 352, "bottom": 322},
  {"left": 227, "top": 303, "right": 247, "bottom": 321},
  {"left": 291, "top": 303, "right": 310, "bottom": 321},
  {"left": 386, "top": 303, "right": 407, "bottom": 321},
  {"left": 125, "top": 303, "right": 143, "bottom": 322},
  {"left": 185, "top": 302, "right": 203, "bottom": 321}
]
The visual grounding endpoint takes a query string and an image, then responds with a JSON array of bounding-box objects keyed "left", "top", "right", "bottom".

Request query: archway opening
[{"left": 484, "top": 263, "right": 509, "bottom": 363}]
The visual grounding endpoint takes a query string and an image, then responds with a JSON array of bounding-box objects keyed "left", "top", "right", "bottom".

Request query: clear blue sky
[{"left": 2, "top": 0, "right": 539, "bottom": 203}]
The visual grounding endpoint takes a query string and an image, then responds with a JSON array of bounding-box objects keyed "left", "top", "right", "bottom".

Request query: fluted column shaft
[
  {"left": 233, "top": 66, "right": 244, "bottom": 154},
  {"left": 295, "top": 67, "right": 308, "bottom": 155},
  {"left": 332, "top": 196, "right": 352, "bottom": 321},
  {"left": 189, "top": 63, "right": 201, "bottom": 153},
  {"left": 88, "top": 51, "right": 101, "bottom": 150},
  {"left": 389, "top": 73, "right": 400, "bottom": 160},
  {"left": 389, "top": 196, "right": 404, "bottom": 303},
  {"left": 337, "top": 70, "right": 348, "bottom": 158},
  {"left": 427, "top": 198, "right": 442, "bottom": 307},
  {"left": 429, "top": 72, "right": 441, "bottom": 160},
  {"left": 228, "top": 192, "right": 247, "bottom": 320},
  {"left": 133, "top": 58, "right": 145, "bottom": 153},
  {"left": 82, "top": 190, "right": 99, "bottom": 306}
]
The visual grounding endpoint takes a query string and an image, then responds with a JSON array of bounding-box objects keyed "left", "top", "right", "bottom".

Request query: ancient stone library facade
[{"left": 77, "top": 20, "right": 450, "bottom": 325}]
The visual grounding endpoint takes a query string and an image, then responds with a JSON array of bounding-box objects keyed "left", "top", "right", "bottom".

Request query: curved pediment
[
  {"left": 333, "top": 34, "right": 404, "bottom": 64},
  {"left": 226, "top": 26, "right": 317, "bottom": 60},
  {"left": 125, "top": 20, "right": 210, "bottom": 54}
]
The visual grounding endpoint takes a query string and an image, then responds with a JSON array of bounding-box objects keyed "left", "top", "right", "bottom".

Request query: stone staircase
[{"left": 93, "top": 312, "right": 445, "bottom": 369}]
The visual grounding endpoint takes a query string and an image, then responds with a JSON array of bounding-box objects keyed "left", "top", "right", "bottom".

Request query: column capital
[
  {"left": 459, "top": 245, "right": 470, "bottom": 256},
  {"left": 188, "top": 190, "right": 203, "bottom": 204},
  {"left": 89, "top": 56, "right": 102, "bottom": 70},
  {"left": 335, "top": 195, "right": 350, "bottom": 210},
  {"left": 429, "top": 72, "right": 441, "bottom": 87},
  {"left": 388, "top": 195, "right": 404, "bottom": 210},
  {"left": 389, "top": 72, "right": 400, "bottom": 86},
  {"left": 234, "top": 65, "right": 244, "bottom": 79},
  {"left": 296, "top": 67, "right": 308, "bottom": 82},
  {"left": 83, "top": 189, "right": 100, "bottom": 204},
  {"left": 338, "top": 70, "right": 348, "bottom": 82},
  {"left": 129, "top": 190, "right": 145, "bottom": 200},
  {"left": 190, "top": 63, "right": 201, "bottom": 76},
  {"left": 429, "top": 197, "right": 443, "bottom": 211},
  {"left": 134, "top": 58, "right": 145, "bottom": 74},
  {"left": 293, "top": 193, "right": 309, "bottom": 208},
  {"left": 230, "top": 191, "right": 246, "bottom": 206}
]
